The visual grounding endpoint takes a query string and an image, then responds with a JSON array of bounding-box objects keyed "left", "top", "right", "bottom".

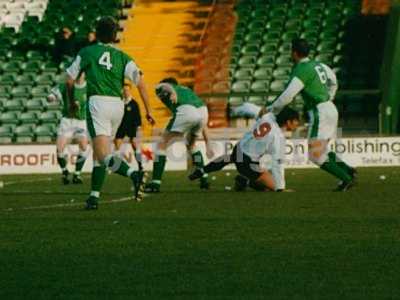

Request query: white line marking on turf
[
  {"left": 2, "top": 196, "right": 140, "bottom": 212},
  {"left": 4, "top": 177, "right": 53, "bottom": 186}
]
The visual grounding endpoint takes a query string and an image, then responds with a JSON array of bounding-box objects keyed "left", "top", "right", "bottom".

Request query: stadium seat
[
  {"left": 270, "top": 80, "right": 286, "bottom": 93},
  {"left": 231, "top": 81, "right": 250, "bottom": 93},
  {"left": 31, "top": 86, "right": 50, "bottom": 98},
  {"left": 25, "top": 98, "right": 44, "bottom": 111},
  {"left": 253, "top": 69, "right": 272, "bottom": 80},
  {"left": 11, "top": 86, "right": 29, "bottom": 98},
  {"left": 0, "top": 111, "right": 20, "bottom": 124},
  {"left": 4, "top": 99, "right": 23, "bottom": 111},
  {"left": 20, "top": 112, "right": 39, "bottom": 125},
  {"left": 0, "top": 125, "right": 13, "bottom": 143},
  {"left": 39, "top": 111, "right": 59, "bottom": 124},
  {"left": 248, "top": 96, "right": 265, "bottom": 106},
  {"left": 14, "top": 125, "right": 35, "bottom": 143},
  {"left": 35, "top": 124, "right": 54, "bottom": 143},
  {"left": 228, "top": 96, "right": 244, "bottom": 107},
  {"left": 250, "top": 80, "right": 269, "bottom": 93}
]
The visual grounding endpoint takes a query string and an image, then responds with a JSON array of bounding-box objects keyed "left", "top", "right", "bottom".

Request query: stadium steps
[
  {"left": 118, "top": 0, "right": 213, "bottom": 136},
  {"left": 194, "top": 2, "right": 237, "bottom": 128}
]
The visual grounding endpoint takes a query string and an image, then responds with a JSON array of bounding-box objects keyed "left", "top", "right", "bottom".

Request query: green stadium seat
[
  {"left": 2, "top": 61, "right": 22, "bottom": 73},
  {"left": 45, "top": 99, "right": 62, "bottom": 111},
  {"left": 228, "top": 96, "right": 244, "bottom": 107},
  {"left": 273, "top": 67, "right": 291, "bottom": 80},
  {"left": 315, "top": 53, "right": 333, "bottom": 64},
  {"left": 251, "top": 80, "right": 269, "bottom": 93},
  {"left": 40, "top": 111, "right": 60, "bottom": 124},
  {"left": 26, "top": 50, "right": 45, "bottom": 60},
  {"left": 11, "top": 86, "right": 30, "bottom": 99},
  {"left": 36, "top": 74, "right": 55, "bottom": 86},
  {"left": 256, "top": 56, "right": 275, "bottom": 68},
  {"left": 0, "top": 86, "right": 11, "bottom": 98},
  {"left": 20, "top": 112, "right": 39, "bottom": 125},
  {"left": 248, "top": 96, "right": 265, "bottom": 106},
  {"left": 270, "top": 80, "right": 286, "bottom": 93},
  {"left": 25, "top": 98, "right": 44, "bottom": 111},
  {"left": 16, "top": 74, "right": 35, "bottom": 86},
  {"left": 260, "top": 44, "right": 277, "bottom": 55},
  {"left": 0, "top": 74, "right": 17, "bottom": 86},
  {"left": 275, "top": 55, "right": 293, "bottom": 67},
  {"left": 15, "top": 125, "right": 35, "bottom": 143},
  {"left": 35, "top": 125, "right": 54, "bottom": 143},
  {"left": 231, "top": 81, "right": 251, "bottom": 93},
  {"left": 254, "top": 69, "right": 272, "bottom": 80},
  {"left": 0, "top": 112, "right": 20, "bottom": 124},
  {"left": 22, "top": 61, "right": 43, "bottom": 73},
  {"left": 241, "top": 45, "right": 259, "bottom": 56},
  {"left": 0, "top": 126, "right": 13, "bottom": 143},
  {"left": 234, "top": 69, "right": 253, "bottom": 81},
  {"left": 4, "top": 99, "right": 24, "bottom": 111},
  {"left": 238, "top": 57, "right": 256, "bottom": 68},
  {"left": 31, "top": 86, "right": 50, "bottom": 98}
]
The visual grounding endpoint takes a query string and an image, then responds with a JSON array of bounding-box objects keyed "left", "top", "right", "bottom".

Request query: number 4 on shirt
[
  {"left": 253, "top": 122, "right": 271, "bottom": 139},
  {"left": 99, "top": 52, "right": 113, "bottom": 70}
]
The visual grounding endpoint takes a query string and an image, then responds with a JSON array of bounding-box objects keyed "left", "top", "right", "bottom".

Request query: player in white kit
[{"left": 189, "top": 107, "right": 300, "bottom": 191}]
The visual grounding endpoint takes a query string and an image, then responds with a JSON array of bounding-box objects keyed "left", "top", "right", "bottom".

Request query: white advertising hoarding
[{"left": 0, "top": 137, "right": 400, "bottom": 174}]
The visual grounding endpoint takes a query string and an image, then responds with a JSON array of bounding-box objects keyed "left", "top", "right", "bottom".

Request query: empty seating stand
[
  {"left": 0, "top": 0, "right": 126, "bottom": 143},
  {"left": 229, "top": 0, "right": 362, "bottom": 115}
]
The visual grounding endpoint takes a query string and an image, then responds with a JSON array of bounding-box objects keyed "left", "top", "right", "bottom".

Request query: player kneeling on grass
[
  {"left": 189, "top": 107, "right": 300, "bottom": 192},
  {"left": 145, "top": 77, "right": 214, "bottom": 193},
  {"left": 66, "top": 17, "right": 155, "bottom": 209},
  {"left": 267, "top": 38, "right": 356, "bottom": 191},
  {"left": 48, "top": 73, "right": 88, "bottom": 185},
  {"left": 114, "top": 83, "right": 143, "bottom": 171}
]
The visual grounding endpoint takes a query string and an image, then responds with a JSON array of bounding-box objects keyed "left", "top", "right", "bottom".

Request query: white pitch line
[
  {"left": 4, "top": 177, "right": 54, "bottom": 186},
  {"left": 2, "top": 196, "right": 137, "bottom": 212}
]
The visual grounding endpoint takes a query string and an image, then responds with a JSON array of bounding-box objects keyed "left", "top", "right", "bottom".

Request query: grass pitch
[{"left": 0, "top": 168, "right": 399, "bottom": 299}]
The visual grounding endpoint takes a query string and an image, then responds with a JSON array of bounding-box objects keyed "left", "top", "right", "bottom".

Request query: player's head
[
  {"left": 96, "top": 16, "right": 118, "bottom": 43},
  {"left": 123, "top": 82, "right": 131, "bottom": 99},
  {"left": 87, "top": 31, "right": 96, "bottom": 43},
  {"left": 160, "top": 77, "right": 178, "bottom": 85},
  {"left": 276, "top": 107, "right": 300, "bottom": 131},
  {"left": 291, "top": 38, "right": 310, "bottom": 62}
]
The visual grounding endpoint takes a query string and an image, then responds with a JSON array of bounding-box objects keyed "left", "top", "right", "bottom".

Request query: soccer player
[
  {"left": 267, "top": 38, "right": 356, "bottom": 191},
  {"left": 114, "top": 83, "right": 143, "bottom": 170},
  {"left": 66, "top": 16, "right": 155, "bottom": 209},
  {"left": 144, "top": 77, "right": 213, "bottom": 193},
  {"left": 189, "top": 107, "right": 300, "bottom": 192},
  {"left": 47, "top": 73, "right": 88, "bottom": 185}
]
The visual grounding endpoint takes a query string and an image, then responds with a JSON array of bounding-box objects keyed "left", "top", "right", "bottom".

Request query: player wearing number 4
[
  {"left": 66, "top": 17, "right": 155, "bottom": 209},
  {"left": 267, "top": 38, "right": 356, "bottom": 191},
  {"left": 189, "top": 107, "right": 300, "bottom": 192}
]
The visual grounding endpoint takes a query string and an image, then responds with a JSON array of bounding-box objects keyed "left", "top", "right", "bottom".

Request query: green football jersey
[
  {"left": 290, "top": 58, "right": 330, "bottom": 111},
  {"left": 66, "top": 43, "right": 141, "bottom": 99},
  {"left": 160, "top": 84, "right": 205, "bottom": 114},
  {"left": 50, "top": 83, "right": 87, "bottom": 120}
]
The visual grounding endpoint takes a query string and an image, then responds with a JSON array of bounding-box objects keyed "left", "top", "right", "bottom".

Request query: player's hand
[{"left": 146, "top": 113, "right": 156, "bottom": 125}]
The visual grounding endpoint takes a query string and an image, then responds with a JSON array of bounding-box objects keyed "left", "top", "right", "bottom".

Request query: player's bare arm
[{"left": 136, "top": 76, "right": 155, "bottom": 125}]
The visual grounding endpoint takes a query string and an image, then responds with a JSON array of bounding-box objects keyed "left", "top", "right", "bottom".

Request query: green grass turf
[{"left": 0, "top": 168, "right": 399, "bottom": 299}]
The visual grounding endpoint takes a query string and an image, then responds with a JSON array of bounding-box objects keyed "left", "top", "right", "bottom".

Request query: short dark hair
[
  {"left": 96, "top": 16, "right": 118, "bottom": 43},
  {"left": 276, "top": 107, "right": 300, "bottom": 126},
  {"left": 292, "top": 38, "right": 310, "bottom": 57},
  {"left": 160, "top": 77, "right": 178, "bottom": 85}
]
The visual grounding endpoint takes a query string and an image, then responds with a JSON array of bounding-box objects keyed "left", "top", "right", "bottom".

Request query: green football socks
[
  {"left": 90, "top": 162, "right": 106, "bottom": 198},
  {"left": 57, "top": 153, "right": 68, "bottom": 171},
  {"left": 328, "top": 152, "right": 354, "bottom": 176},
  {"left": 75, "top": 153, "right": 87, "bottom": 174},
  {"left": 152, "top": 153, "right": 166, "bottom": 184},
  {"left": 320, "top": 153, "right": 352, "bottom": 183}
]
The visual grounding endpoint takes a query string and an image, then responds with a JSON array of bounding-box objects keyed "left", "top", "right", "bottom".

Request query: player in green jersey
[
  {"left": 47, "top": 73, "right": 88, "bottom": 185},
  {"left": 66, "top": 17, "right": 155, "bottom": 209},
  {"left": 267, "top": 38, "right": 356, "bottom": 191},
  {"left": 144, "top": 77, "right": 214, "bottom": 193}
]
